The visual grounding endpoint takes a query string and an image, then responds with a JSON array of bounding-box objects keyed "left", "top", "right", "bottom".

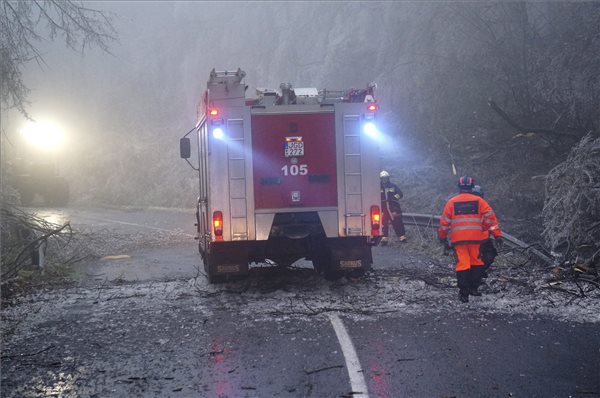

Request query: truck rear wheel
[
  {"left": 207, "top": 273, "right": 227, "bottom": 284},
  {"left": 312, "top": 249, "right": 343, "bottom": 281},
  {"left": 324, "top": 268, "right": 343, "bottom": 281}
]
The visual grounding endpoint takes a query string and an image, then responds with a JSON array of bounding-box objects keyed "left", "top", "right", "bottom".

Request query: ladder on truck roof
[
  {"left": 251, "top": 84, "right": 377, "bottom": 105},
  {"left": 320, "top": 83, "right": 377, "bottom": 104},
  {"left": 208, "top": 68, "right": 246, "bottom": 86}
]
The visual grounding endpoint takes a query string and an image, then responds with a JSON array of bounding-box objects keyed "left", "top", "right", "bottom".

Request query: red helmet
[{"left": 458, "top": 176, "right": 474, "bottom": 191}]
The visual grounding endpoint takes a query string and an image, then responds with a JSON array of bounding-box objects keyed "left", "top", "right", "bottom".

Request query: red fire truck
[{"left": 180, "top": 68, "right": 382, "bottom": 282}]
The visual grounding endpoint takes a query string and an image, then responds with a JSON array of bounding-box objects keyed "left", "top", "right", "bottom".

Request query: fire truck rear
[{"left": 180, "top": 68, "right": 382, "bottom": 283}]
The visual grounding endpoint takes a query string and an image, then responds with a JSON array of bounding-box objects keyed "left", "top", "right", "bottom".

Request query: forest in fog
[{"left": 2, "top": 2, "right": 599, "bottom": 235}]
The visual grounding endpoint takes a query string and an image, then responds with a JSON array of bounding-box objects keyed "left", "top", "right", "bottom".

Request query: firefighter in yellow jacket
[{"left": 438, "top": 176, "right": 503, "bottom": 302}]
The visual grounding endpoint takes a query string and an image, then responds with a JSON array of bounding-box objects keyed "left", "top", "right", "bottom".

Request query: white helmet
[{"left": 380, "top": 170, "right": 390, "bottom": 178}]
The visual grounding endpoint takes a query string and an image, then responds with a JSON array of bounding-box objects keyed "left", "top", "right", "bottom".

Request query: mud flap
[
  {"left": 205, "top": 243, "right": 249, "bottom": 283},
  {"left": 329, "top": 237, "right": 372, "bottom": 276}
]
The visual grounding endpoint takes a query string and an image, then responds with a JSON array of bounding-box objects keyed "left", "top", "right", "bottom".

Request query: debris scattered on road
[
  {"left": 304, "top": 365, "right": 344, "bottom": 375},
  {"left": 100, "top": 255, "right": 131, "bottom": 261}
]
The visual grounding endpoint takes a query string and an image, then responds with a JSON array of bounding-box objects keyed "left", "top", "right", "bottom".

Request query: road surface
[{"left": 2, "top": 207, "right": 599, "bottom": 397}]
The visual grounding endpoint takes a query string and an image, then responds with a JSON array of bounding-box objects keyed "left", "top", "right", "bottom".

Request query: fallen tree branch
[
  {"left": 542, "top": 134, "right": 600, "bottom": 265},
  {"left": 12, "top": 222, "right": 71, "bottom": 270},
  {"left": 1, "top": 201, "right": 81, "bottom": 282},
  {"left": 1, "top": 344, "right": 55, "bottom": 359},
  {"left": 487, "top": 99, "right": 580, "bottom": 139},
  {"left": 540, "top": 285, "right": 581, "bottom": 297},
  {"left": 270, "top": 307, "right": 398, "bottom": 317},
  {"left": 304, "top": 365, "right": 344, "bottom": 375},
  {"left": 576, "top": 278, "right": 600, "bottom": 289}
]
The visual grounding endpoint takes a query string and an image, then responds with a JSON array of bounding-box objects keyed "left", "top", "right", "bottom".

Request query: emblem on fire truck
[{"left": 292, "top": 191, "right": 300, "bottom": 202}]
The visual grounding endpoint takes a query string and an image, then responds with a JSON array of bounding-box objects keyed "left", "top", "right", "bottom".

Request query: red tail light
[
  {"left": 209, "top": 108, "right": 219, "bottom": 117},
  {"left": 371, "top": 205, "right": 381, "bottom": 234},
  {"left": 213, "top": 211, "right": 223, "bottom": 240},
  {"left": 367, "top": 104, "right": 378, "bottom": 112}
]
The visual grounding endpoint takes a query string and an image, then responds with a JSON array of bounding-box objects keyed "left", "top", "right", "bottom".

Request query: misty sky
[
  {"left": 5, "top": 1, "right": 596, "bottom": 208},
  {"left": 3, "top": 2, "right": 420, "bottom": 206},
  {"left": 6, "top": 2, "right": 412, "bottom": 139}
]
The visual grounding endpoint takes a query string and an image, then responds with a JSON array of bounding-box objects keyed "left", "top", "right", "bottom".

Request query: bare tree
[
  {"left": 1, "top": 1, "right": 115, "bottom": 287},
  {"left": 441, "top": 2, "right": 600, "bottom": 139},
  {"left": 0, "top": 0, "right": 116, "bottom": 116},
  {"left": 542, "top": 134, "right": 600, "bottom": 261}
]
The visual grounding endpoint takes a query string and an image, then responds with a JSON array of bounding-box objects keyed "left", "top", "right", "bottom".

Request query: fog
[{"left": 2, "top": 2, "right": 599, "bottom": 211}]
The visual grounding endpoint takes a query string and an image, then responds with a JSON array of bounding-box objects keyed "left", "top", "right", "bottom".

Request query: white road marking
[
  {"left": 93, "top": 218, "right": 179, "bottom": 233},
  {"left": 328, "top": 313, "right": 370, "bottom": 397}
]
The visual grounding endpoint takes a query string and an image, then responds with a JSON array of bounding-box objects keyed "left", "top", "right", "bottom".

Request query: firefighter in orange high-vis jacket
[{"left": 438, "top": 176, "right": 503, "bottom": 303}]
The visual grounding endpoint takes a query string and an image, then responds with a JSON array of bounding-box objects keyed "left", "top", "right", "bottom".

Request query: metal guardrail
[{"left": 401, "top": 213, "right": 554, "bottom": 265}]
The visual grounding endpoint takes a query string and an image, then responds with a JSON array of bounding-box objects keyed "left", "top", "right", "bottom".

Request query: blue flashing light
[
  {"left": 212, "top": 127, "right": 225, "bottom": 139},
  {"left": 363, "top": 122, "right": 378, "bottom": 137}
]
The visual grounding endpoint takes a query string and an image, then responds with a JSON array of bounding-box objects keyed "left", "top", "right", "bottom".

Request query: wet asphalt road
[{"left": 1, "top": 207, "right": 599, "bottom": 397}]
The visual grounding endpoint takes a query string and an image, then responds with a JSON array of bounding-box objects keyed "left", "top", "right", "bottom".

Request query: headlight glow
[{"left": 20, "top": 120, "right": 65, "bottom": 151}]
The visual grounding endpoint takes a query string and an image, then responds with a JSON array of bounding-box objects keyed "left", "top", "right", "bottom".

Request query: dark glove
[
  {"left": 494, "top": 237, "right": 504, "bottom": 250},
  {"left": 439, "top": 238, "right": 451, "bottom": 253}
]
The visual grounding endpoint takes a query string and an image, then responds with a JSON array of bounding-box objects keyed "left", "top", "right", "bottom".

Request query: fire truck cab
[{"left": 181, "top": 68, "right": 381, "bottom": 283}]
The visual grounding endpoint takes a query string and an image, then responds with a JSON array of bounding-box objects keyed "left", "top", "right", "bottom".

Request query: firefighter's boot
[
  {"left": 398, "top": 235, "right": 407, "bottom": 243},
  {"left": 456, "top": 271, "right": 470, "bottom": 303},
  {"left": 469, "top": 266, "right": 484, "bottom": 296},
  {"left": 380, "top": 237, "right": 389, "bottom": 246}
]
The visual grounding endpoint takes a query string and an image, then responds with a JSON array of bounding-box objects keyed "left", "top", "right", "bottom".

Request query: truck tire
[
  {"left": 347, "top": 268, "right": 366, "bottom": 279},
  {"left": 312, "top": 249, "right": 343, "bottom": 281},
  {"left": 311, "top": 246, "right": 330, "bottom": 275},
  {"left": 207, "top": 272, "right": 227, "bottom": 284},
  {"left": 324, "top": 269, "right": 343, "bottom": 281}
]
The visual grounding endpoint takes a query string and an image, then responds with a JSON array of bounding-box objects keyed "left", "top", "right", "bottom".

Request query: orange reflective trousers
[{"left": 453, "top": 244, "right": 484, "bottom": 271}]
